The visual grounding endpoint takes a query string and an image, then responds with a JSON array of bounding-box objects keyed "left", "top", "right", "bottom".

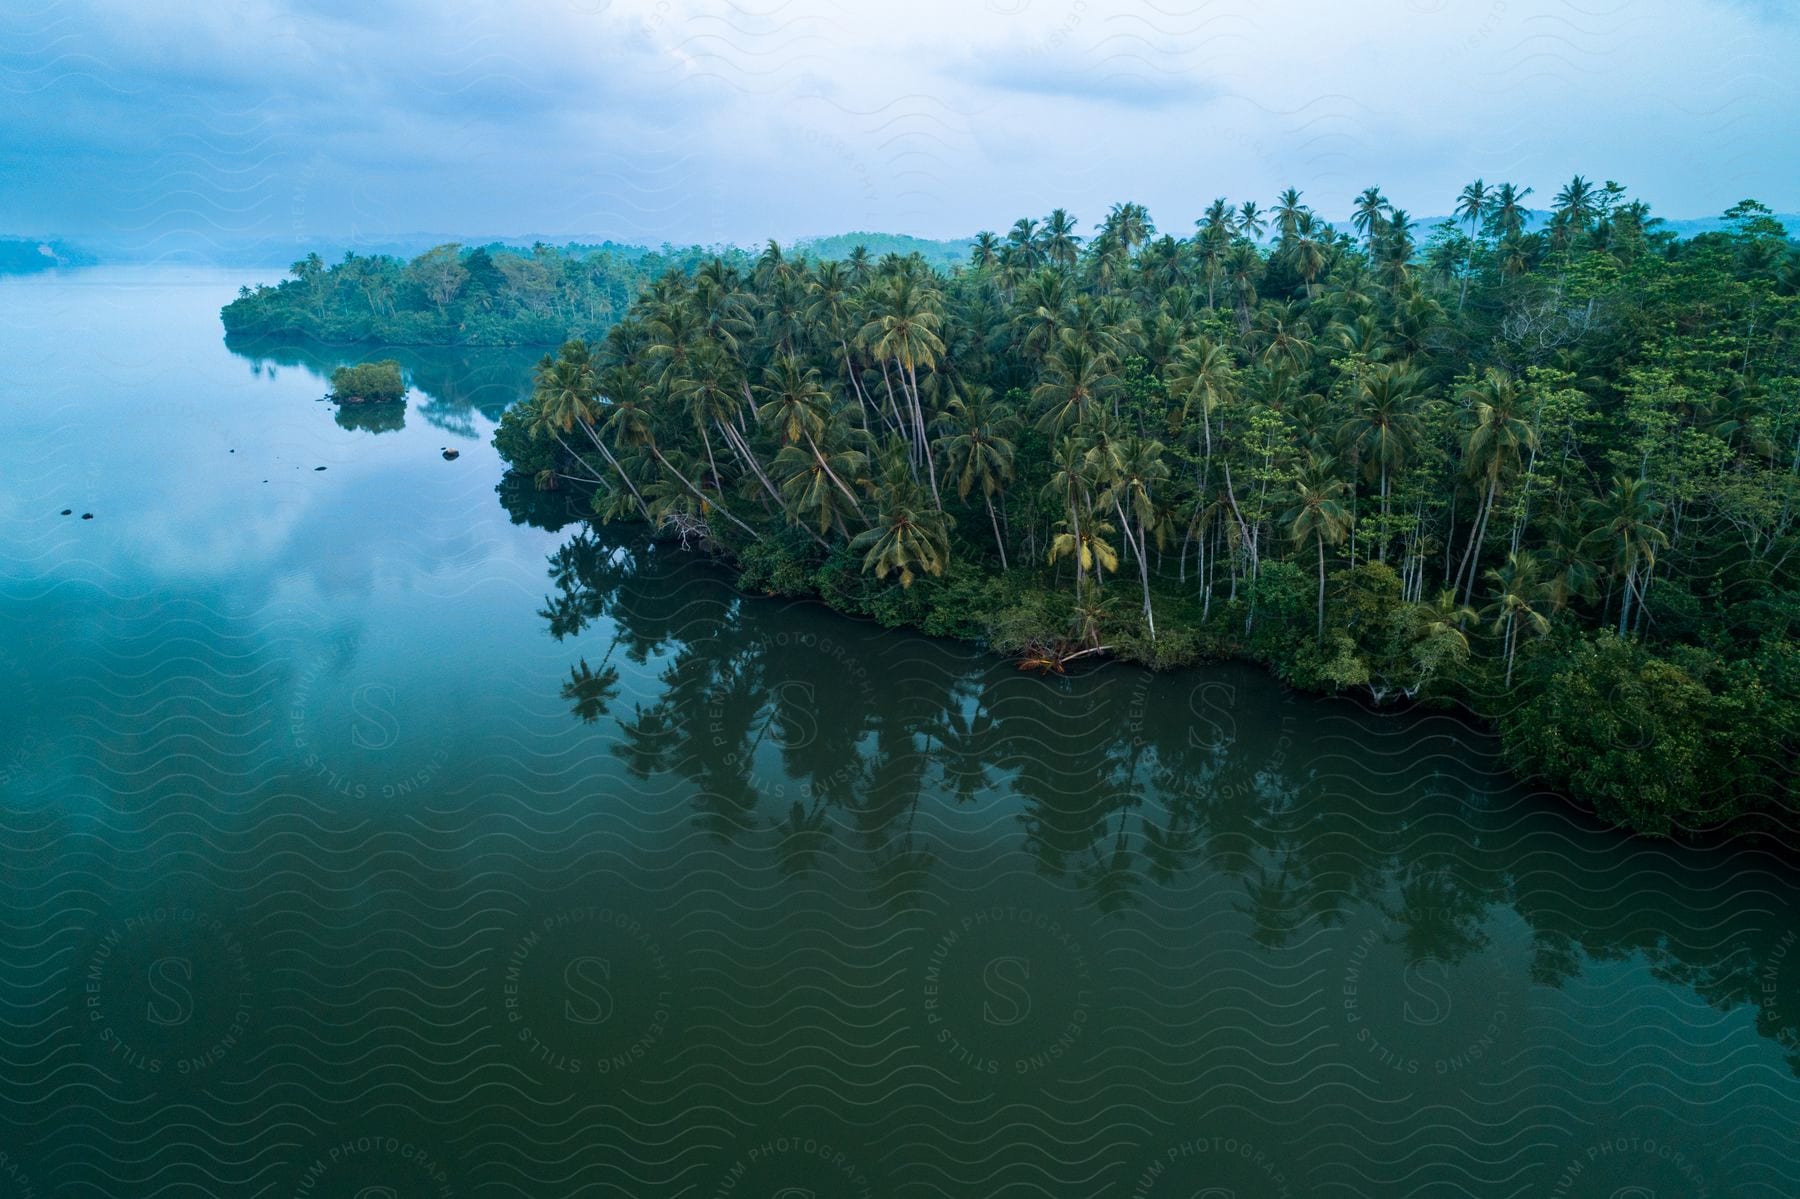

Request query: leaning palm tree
[
  {"left": 1282, "top": 456, "right": 1354, "bottom": 642},
  {"left": 530, "top": 342, "right": 650, "bottom": 518},
  {"left": 599, "top": 365, "right": 760, "bottom": 540}
]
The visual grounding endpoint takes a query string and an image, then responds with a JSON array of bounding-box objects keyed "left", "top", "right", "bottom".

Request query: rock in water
[{"left": 441, "top": 448, "right": 460, "bottom": 461}]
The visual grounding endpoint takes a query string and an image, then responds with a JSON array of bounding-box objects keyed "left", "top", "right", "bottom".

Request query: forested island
[
  {"left": 0, "top": 237, "right": 95, "bottom": 274},
  {"left": 220, "top": 242, "right": 709, "bottom": 345},
  {"left": 219, "top": 235, "right": 974, "bottom": 346},
  {"left": 485, "top": 182, "right": 1798, "bottom": 841}
]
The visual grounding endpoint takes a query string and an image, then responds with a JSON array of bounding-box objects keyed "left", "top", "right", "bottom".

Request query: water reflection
[
  {"left": 539, "top": 520, "right": 1800, "bottom": 1082},
  {"left": 225, "top": 332, "right": 542, "bottom": 437}
]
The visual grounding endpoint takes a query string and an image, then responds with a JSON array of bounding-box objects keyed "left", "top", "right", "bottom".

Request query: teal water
[{"left": 1, "top": 267, "right": 1797, "bottom": 1197}]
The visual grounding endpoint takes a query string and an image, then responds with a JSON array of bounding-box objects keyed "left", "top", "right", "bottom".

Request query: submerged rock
[
  {"left": 60, "top": 508, "right": 71, "bottom": 515},
  {"left": 441, "top": 447, "right": 460, "bottom": 461}
]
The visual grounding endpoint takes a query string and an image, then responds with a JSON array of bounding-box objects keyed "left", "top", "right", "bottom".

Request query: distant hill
[
  {"left": 0, "top": 238, "right": 97, "bottom": 274},
  {"left": 791, "top": 232, "right": 977, "bottom": 268}
]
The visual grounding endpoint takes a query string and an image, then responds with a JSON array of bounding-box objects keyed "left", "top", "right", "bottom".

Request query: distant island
[
  {"left": 220, "top": 243, "right": 690, "bottom": 346},
  {"left": 484, "top": 184, "right": 1800, "bottom": 843},
  {"left": 218, "top": 234, "right": 976, "bottom": 347},
  {"left": 0, "top": 238, "right": 96, "bottom": 274}
]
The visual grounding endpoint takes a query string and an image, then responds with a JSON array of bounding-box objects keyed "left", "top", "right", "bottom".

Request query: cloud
[
  {"left": 1, "top": 0, "right": 1796, "bottom": 249},
  {"left": 954, "top": 44, "right": 1219, "bottom": 109}
]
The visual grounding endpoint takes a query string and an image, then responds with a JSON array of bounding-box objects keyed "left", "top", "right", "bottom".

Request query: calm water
[{"left": 2, "top": 267, "right": 1797, "bottom": 1198}]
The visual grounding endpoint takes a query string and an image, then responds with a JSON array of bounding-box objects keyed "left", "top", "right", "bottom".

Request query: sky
[{"left": 3, "top": 0, "right": 1797, "bottom": 254}]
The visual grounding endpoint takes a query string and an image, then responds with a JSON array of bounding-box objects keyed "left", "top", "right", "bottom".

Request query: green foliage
[
  {"left": 487, "top": 187, "right": 1799, "bottom": 840},
  {"left": 222, "top": 242, "right": 735, "bottom": 346},
  {"left": 328, "top": 360, "right": 405, "bottom": 403},
  {"left": 1503, "top": 633, "right": 1723, "bottom": 836}
]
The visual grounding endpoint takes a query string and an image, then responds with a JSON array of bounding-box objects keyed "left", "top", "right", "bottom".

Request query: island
[{"left": 485, "top": 185, "right": 1799, "bottom": 842}]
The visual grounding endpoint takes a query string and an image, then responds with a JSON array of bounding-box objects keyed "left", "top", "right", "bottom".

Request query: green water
[{"left": 1, "top": 267, "right": 1796, "bottom": 1197}]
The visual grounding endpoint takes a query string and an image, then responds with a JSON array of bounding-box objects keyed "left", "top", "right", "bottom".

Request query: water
[{"left": 1, "top": 267, "right": 1796, "bottom": 1197}]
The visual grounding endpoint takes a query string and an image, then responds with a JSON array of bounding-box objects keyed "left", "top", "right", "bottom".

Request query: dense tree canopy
[
  {"left": 222, "top": 241, "right": 735, "bottom": 346},
  {"left": 492, "top": 181, "right": 1799, "bottom": 840},
  {"left": 327, "top": 360, "right": 405, "bottom": 403}
]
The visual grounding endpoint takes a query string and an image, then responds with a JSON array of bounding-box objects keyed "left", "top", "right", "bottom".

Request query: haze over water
[{"left": 0, "top": 267, "right": 1795, "bottom": 1195}]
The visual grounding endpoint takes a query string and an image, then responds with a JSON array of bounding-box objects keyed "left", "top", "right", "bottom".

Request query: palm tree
[
  {"left": 1043, "top": 209, "right": 1082, "bottom": 268},
  {"left": 1454, "top": 180, "right": 1490, "bottom": 237},
  {"left": 1283, "top": 456, "right": 1354, "bottom": 642},
  {"left": 1006, "top": 218, "right": 1045, "bottom": 269},
  {"left": 1195, "top": 198, "right": 1235, "bottom": 308},
  {"left": 1551, "top": 175, "right": 1597, "bottom": 247},
  {"left": 1106, "top": 202, "right": 1154, "bottom": 254},
  {"left": 530, "top": 342, "right": 650, "bottom": 517},
  {"left": 969, "top": 231, "right": 1001, "bottom": 271},
  {"left": 1043, "top": 436, "right": 1096, "bottom": 593},
  {"left": 859, "top": 274, "right": 947, "bottom": 501},
  {"left": 1034, "top": 333, "right": 1115, "bottom": 435},
  {"left": 1238, "top": 201, "right": 1268, "bottom": 243},
  {"left": 598, "top": 365, "right": 760, "bottom": 540},
  {"left": 1352, "top": 187, "right": 1390, "bottom": 248},
  {"left": 1454, "top": 369, "right": 1537, "bottom": 604},
  {"left": 1489, "top": 183, "right": 1534, "bottom": 241},
  {"left": 1288, "top": 229, "right": 1328, "bottom": 299},
  {"left": 1273, "top": 188, "right": 1308, "bottom": 245},
  {"left": 1225, "top": 242, "right": 1262, "bottom": 331},
  {"left": 1583, "top": 475, "right": 1668, "bottom": 636},
  {"left": 1099, "top": 435, "right": 1169, "bottom": 639},
  {"left": 851, "top": 468, "right": 953, "bottom": 588},
  {"left": 1404, "top": 590, "right": 1478, "bottom": 693},
  {"left": 754, "top": 354, "right": 831, "bottom": 447},
  {"left": 938, "top": 386, "right": 1017, "bottom": 567},
  {"left": 773, "top": 431, "right": 869, "bottom": 537},
  {"left": 1048, "top": 515, "right": 1120, "bottom": 591},
  {"left": 1166, "top": 335, "right": 1234, "bottom": 471},
  {"left": 1336, "top": 360, "right": 1424, "bottom": 558},
  {"left": 1485, "top": 551, "right": 1552, "bottom": 685}
]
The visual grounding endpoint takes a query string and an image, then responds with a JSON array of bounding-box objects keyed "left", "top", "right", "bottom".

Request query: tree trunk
[
  {"left": 577, "top": 421, "right": 651, "bottom": 518},
  {"left": 1457, "top": 476, "right": 1496, "bottom": 605},
  {"left": 985, "top": 493, "right": 1008, "bottom": 570},
  {"left": 650, "top": 444, "right": 760, "bottom": 541},
  {"left": 1316, "top": 535, "right": 1327, "bottom": 643}
]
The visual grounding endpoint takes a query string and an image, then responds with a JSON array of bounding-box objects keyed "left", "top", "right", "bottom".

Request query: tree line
[
  {"left": 493, "top": 180, "right": 1800, "bottom": 840},
  {"left": 221, "top": 241, "right": 730, "bottom": 346}
]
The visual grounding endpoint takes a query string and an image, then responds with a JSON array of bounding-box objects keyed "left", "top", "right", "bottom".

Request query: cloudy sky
[{"left": 4, "top": 0, "right": 1796, "bottom": 253}]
